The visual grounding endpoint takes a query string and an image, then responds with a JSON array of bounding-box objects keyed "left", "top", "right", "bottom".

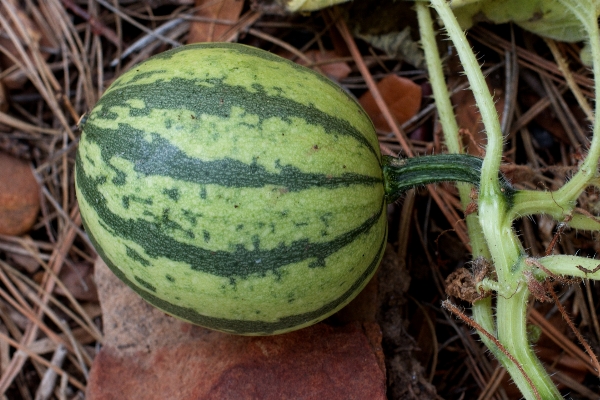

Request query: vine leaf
[{"left": 451, "top": 0, "right": 600, "bottom": 42}]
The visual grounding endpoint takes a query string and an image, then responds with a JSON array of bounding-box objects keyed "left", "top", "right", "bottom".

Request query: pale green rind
[
  {"left": 86, "top": 104, "right": 379, "bottom": 181},
  {"left": 78, "top": 137, "right": 382, "bottom": 252},
  {"left": 103, "top": 43, "right": 379, "bottom": 154},
  {"left": 77, "top": 173, "right": 386, "bottom": 325}
]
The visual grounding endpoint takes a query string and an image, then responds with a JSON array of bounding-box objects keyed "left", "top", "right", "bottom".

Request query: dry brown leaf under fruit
[
  {"left": 0, "top": 152, "right": 39, "bottom": 236},
  {"left": 297, "top": 50, "right": 351, "bottom": 81},
  {"left": 88, "top": 258, "right": 386, "bottom": 399},
  {"left": 188, "top": 0, "right": 244, "bottom": 43},
  {"left": 358, "top": 74, "right": 422, "bottom": 132},
  {"left": 54, "top": 262, "right": 98, "bottom": 302}
]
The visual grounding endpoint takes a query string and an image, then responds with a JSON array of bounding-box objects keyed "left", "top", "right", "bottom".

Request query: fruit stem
[{"left": 382, "top": 154, "right": 513, "bottom": 203}]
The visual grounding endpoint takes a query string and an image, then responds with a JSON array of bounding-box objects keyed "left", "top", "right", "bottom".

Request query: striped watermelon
[{"left": 75, "top": 43, "right": 387, "bottom": 335}]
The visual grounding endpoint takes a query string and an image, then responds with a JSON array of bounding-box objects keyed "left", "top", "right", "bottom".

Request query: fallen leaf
[
  {"left": 298, "top": 49, "right": 351, "bottom": 81},
  {"left": 54, "top": 262, "right": 98, "bottom": 302},
  {"left": 358, "top": 74, "right": 422, "bottom": 132},
  {"left": 88, "top": 258, "right": 387, "bottom": 399},
  {"left": 451, "top": 0, "right": 599, "bottom": 43},
  {"left": 187, "top": 0, "right": 244, "bottom": 44},
  {"left": 356, "top": 28, "right": 424, "bottom": 69},
  {"left": 0, "top": 152, "right": 40, "bottom": 236},
  {"left": 7, "top": 253, "right": 39, "bottom": 274},
  {"left": 340, "top": 1, "right": 424, "bottom": 68}
]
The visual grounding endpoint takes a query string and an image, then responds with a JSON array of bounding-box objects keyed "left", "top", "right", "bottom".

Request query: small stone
[{"left": 0, "top": 152, "right": 40, "bottom": 236}]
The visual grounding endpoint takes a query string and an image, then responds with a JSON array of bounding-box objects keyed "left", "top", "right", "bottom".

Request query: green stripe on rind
[
  {"left": 75, "top": 150, "right": 383, "bottom": 278},
  {"left": 81, "top": 123, "right": 382, "bottom": 192},
  {"left": 89, "top": 77, "right": 380, "bottom": 161},
  {"left": 83, "top": 207, "right": 387, "bottom": 335},
  {"left": 76, "top": 142, "right": 387, "bottom": 332},
  {"left": 92, "top": 43, "right": 379, "bottom": 163}
]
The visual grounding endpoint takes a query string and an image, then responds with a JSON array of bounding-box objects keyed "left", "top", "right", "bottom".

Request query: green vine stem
[
  {"left": 427, "top": 0, "right": 567, "bottom": 398},
  {"left": 414, "top": 0, "right": 503, "bottom": 364},
  {"left": 427, "top": 1, "right": 504, "bottom": 197},
  {"left": 415, "top": 1, "right": 499, "bottom": 356},
  {"left": 382, "top": 154, "right": 513, "bottom": 203},
  {"left": 414, "top": 2, "right": 491, "bottom": 260},
  {"left": 554, "top": 0, "right": 600, "bottom": 201},
  {"left": 528, "top": 255, "right": 600, "bottom": 280},
  {"left": 510, "top": 0, "right": 600, "bottom": 224},
  {"left": 383, "top": 1, "right": 600, "bottom": 398}
]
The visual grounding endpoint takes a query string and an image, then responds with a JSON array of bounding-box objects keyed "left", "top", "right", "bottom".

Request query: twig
[
  {"left": 247, "top": 28, "right": 316, "bottom": 67},
  {"left": 34, "top": 344, "right": 68, "bottom": 400},
  {"left": 0, "top": 206, "right": 81, "bottom": 393},
  {"left": 109, "top": 18, "right": 184, "bottom": 67},
  {"left": 0, "top": 332, "right": 85, "bottom": 391},
  {"left": 94, "top": 0, "right": 181, "bottom": 48},
  {"left": 61, "top": 0, "right": 120, "bottom": 46},
  {"left": 545, "top": 281, "right": 600, "bottom": 377},
  {"left": 528, "top": 308, "right": 599, "bottom": 375},
  {"left": 331, "top": 9, "right": 414, "bottom": 157},
  {"left": 477, "top": 366, "right": 506, "bottom": 400},
  {"left": 545, "top": 38, "right": 594, "bottom": 122}
]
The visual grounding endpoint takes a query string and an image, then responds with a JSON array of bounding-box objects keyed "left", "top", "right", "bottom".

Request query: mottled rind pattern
[{"left": 75, "top": 43, "right": 386, "bottom": 335}]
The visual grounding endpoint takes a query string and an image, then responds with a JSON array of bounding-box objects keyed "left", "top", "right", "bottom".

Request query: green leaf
[{"left": 451, "top": 0, "right": 600, "bottom": 42}]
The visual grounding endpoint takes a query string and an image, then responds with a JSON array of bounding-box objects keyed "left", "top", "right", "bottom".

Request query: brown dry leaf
[
  {"left": 54, "top": 262, "right": 98, "bottom": 302},
  {"left": 298, "top": 50, "right": 351, "bottom": 81},
  {"left": 187, "top": 0, "right": 245, "bottom": 44},
  {"left": 0, "top": 152, "right": 39, "bottom": 236},
  {"left": 7, "top": 253, "right": 40, "bottom": 274},
  {"left": 88, "top": 258, "right": 386, "bottom": 399},
  {"left": 358, "top": 74, "right": 422, "bottom": 132}
]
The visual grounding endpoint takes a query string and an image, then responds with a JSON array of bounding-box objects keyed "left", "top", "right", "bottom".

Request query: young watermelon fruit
[{"left": 75, "top": 43, "right": 387, "bottom": 335}]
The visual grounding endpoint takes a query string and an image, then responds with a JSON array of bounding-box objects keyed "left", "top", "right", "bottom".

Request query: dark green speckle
[
  {"left": 134, "top": 276, "right": 156, "bottom": 292},
  {"left": 111, "top": 169, "right": 126, "bottom": 186},
  {"left": 126, "top": 245, "right": 150, "bottom": 267},
  {"left": 163, "top": 188, "right": 180, "bottom": 201}
]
